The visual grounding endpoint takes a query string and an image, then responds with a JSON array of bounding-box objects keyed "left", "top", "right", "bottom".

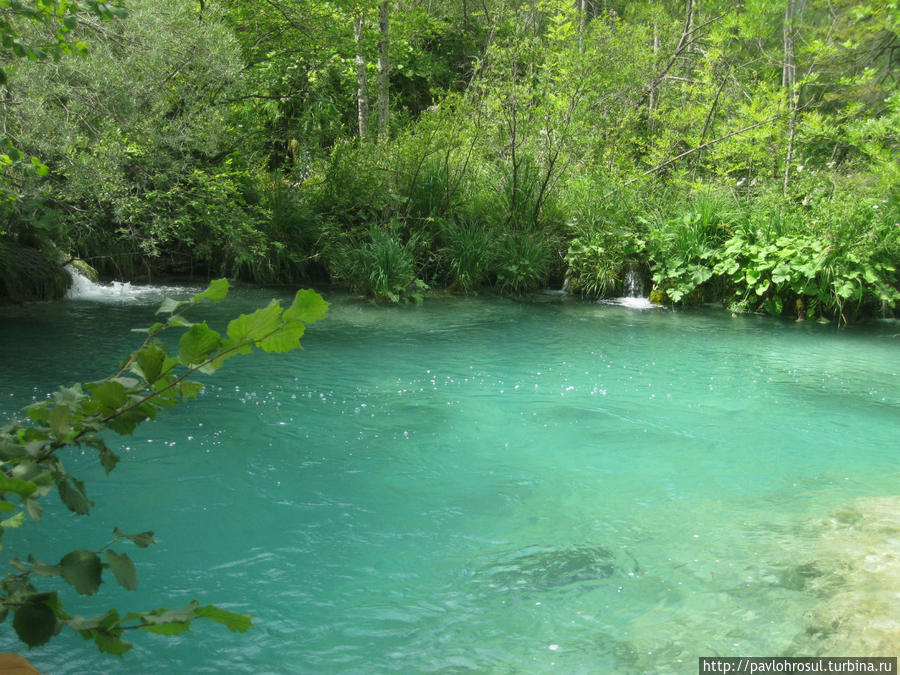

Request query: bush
[
  {"left": 437, "top": 218, "right": 500, "bottom": 293},
  {"left": 326, "top": 224, "right": 427, "bottom": 303},
  {"left": 495, "top": 229, "right": 553, "bottom": 294}
]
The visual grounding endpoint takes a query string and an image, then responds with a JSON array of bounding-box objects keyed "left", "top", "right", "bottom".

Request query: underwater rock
[
  {"left": 475, "top": 544, "right": 638, "bottom": 592},
  {"left": 787, "top": 496, "right": 900, "bottom": 656},
  {"left": 775, "top": 562, "right": 825, "bottom": 592}
]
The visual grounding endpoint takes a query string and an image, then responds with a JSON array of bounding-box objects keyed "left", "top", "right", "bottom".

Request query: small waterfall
[
  {"left": 65, "top": 265, "right": 187, "bottom": 303},
  {"left": 623, "top": 267, "right": 644, "bottom": 298},
  {"left": 603, "top": 263, "right": 658, "bottom": 309}
]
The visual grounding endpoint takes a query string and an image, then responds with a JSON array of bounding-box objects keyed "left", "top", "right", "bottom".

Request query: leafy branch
[{"left": 0, "top": 280, "right": 329, "bottom": 655}]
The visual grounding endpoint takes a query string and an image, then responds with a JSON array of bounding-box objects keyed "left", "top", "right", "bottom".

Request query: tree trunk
[
  {"left": 377, "top": 1, "right": 390, "bottom": 141},
  {"left": 353, "top": 12, "right": 370, "bottom": 141},
  {"left": 782, "top": 0, "right": 796, "bottom": 192},
  {"left": 648, "top": 22, "right": 658, "bottom": 132}
]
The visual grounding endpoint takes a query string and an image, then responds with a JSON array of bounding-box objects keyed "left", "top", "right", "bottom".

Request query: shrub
[{"left": 495, "top": 229, "right": 552, "bottom": 294}]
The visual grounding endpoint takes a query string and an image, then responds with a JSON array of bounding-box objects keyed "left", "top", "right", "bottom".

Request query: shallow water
[{"left": 1, "top": 288, "right": 898, "bottom": 673}]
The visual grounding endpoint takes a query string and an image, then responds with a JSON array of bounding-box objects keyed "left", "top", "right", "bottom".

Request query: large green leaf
[
  {"left": 132, "top": 345, "right": 167, "bottom": 384},
  {"left": 88, "top": 380, "right": 129, "bottom": 411},
  {"left": 192, "top": 278, "right": 230, "bottom": 303},
  {"left": 258, "top": 320, "right": 306, "bottom": 354},
  {"left": 105, "top": 550, "right": 138, "bottom": 590},
  {"left": 60, "top": 550, "right": 103, "bottom": 595},
  {"left": 178, "top": 322, "right": 221, "bottom": 366},
  {"left": 227, "top": 301, "right": 282, "bottom": 343},
  {"left": 284, "top": 289, "right": 329, "bottom": 325},
  {"left": 13, "top": 596, "right": 58, "bottom": 647}
]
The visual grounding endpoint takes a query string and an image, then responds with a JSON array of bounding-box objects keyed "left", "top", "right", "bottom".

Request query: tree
[{"left": 376, "top": 0, "right": 390, "bottom": 139}]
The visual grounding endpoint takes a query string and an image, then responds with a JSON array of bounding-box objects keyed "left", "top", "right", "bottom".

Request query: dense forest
[{"left": 0, "top": 0, "right": 897, "bottom": 322}]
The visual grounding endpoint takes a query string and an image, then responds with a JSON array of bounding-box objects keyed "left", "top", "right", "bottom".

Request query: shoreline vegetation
[{"left": 0, "top": 0, "right": 896, "bottom": 323}]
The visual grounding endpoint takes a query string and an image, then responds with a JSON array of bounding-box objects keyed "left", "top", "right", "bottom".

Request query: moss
[
  {"left": 0, "top": 238, "right": 70, "bottom": 303},
  {"left": 648, "top": 287, "right": 668, "bottom": 305},
  {"left": 69, "top": 258, "right": 99, "bottom": 281}
]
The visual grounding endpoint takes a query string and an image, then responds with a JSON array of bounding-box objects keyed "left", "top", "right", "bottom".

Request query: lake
[{"left": 1, "top": 284, "right": 898, "bottom": 673}]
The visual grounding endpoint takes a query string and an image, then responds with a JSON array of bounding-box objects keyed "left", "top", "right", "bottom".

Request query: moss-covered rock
[
  {"left": 68, "top": 258, "right": 99, "bottom": 282},
  {"left": 0, "top": 238, "right": 70, "bottom": 303}
]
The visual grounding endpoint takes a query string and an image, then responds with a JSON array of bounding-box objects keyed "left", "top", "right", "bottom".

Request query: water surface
[{"left": 1, "top": 287, "right": 898, "bottom": 673}]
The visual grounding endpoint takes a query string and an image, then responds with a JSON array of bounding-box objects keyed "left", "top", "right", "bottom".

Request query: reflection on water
[{"left": 0, "top": 291, "right": 898, "bottom": 673}]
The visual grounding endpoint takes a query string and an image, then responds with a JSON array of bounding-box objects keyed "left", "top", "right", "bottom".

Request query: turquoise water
[{"left": 1, "top": 288, "right": 899, "bottom": 673}]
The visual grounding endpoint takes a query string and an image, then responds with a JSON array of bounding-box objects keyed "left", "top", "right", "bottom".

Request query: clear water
[{"left": 1, "top": 288, "right": 898, "bottom": 673}]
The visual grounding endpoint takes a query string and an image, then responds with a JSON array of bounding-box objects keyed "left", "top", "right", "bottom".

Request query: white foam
[
  {"left": 65, "top": 265, "right": 189, "bottom": 303},
  {"left": 603, "top": 297, "right": 660, "bottom": 310}
]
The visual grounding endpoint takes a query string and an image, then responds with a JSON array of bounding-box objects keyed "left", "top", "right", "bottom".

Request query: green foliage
[
  {"left": 647, "top": 190, "right": 743, "bottom": 304},
  {"left": 495, "top": 229, "right": 553, "bottom": 295},
  {"left": 561, "top": 178, "right": 647, "bottom": 297},
  {"left": 0, "top": 0, "right": 896, "bottom": 318},
  {"left": 326, "top": 224, "right": 427, "bottom": 303},
  {"left": 437, "top": 218, "right": 500, "bottom": 293},
  {"left": 0, "top": 280, "right": 329, "bottom": 653}
]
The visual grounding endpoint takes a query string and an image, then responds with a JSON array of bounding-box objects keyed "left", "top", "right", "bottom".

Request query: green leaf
[
  {"left": 113, "top": 528, "right": 155, "bottom": 548},
  {"left": 132, "top": 345, "right": 167, "bottom": 384},
  {"left": 88, "top": 380, "right": 129, "bottom": 411},
  {"left": 135, "top": 600, "right": 199, "bottom": 626},
  {"left": 180, "top": 381, "right": 204, "bottom": 401},
  {"left": 155, "top": 297, "right": 185, "bottom": 315},
  {"left": 66, "top": 609, "right": 119, "bottom": 632},
  {"left": 87, "top": 437, "right": 120, "bottom": 474},
  {"left": 0, "top": 500, "right": 14, "bottom": 512},
  {"left": 258, "top": 321, "right": 305, "bottom": 354},
  {"left": 284, "top": 289, "right": 329, "bottom": 325},
  {"left": 0, "top": 473, "right": 36, "bottom": 500},
  {"left": 60, "top": 550, "right": 103, "bottom": 595},
  {"left": 202, "top": 340, "right": 252, "bottom": 373},
  {"left": 30, "top": 156, "right": 49, "bottom": 176},
  {"left": 193, "top": 278, "right": 229, "bottom": 303},
  {"left": 48, "top": 404, "right": 72, "bottom": 438},
  {"left": 24, "top": 497, "right": 42, "bottom": 521},
  {"left": 13, "top": 596, "right": 58, "bottom": 647},
  {"left": 178, "top": 322, "right": 221, "bottom": 366},
  {"left": 93, "top": 632, "right": 132, "bottom": 655},
  {"left": 140, "top": 621, "right": 190, "bottom": 635},
  {"left": 105, "top": 550, "right": 138, "bottom": 591},
  {"left": 227, "top": 301, "right": 282, "bottom": 344},
  {"left": 195, "top": 605, "right": 252, "bottom": 633},
  {"left": 1, "top": 512, "right": 25, "bottom": 528},
  {"left": 58, "top": 477, "right": 92, "bottom": 515},
  {"left": 765, "top": 296, "right": 783, "bottom": 316}
]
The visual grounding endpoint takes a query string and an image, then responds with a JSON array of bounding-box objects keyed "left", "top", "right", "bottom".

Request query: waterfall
[
  {"left": 65, "top": 265, "right": 187, "bottom": 303},
  {"left": 623, "top": 267, "right": 643, "bottom": 298},
  {"left": 602, "top": 263, "right": 658, "bottom": 309}
]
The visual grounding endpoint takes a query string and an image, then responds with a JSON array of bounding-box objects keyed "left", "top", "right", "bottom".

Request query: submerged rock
[
  {"left": 476, "top": 544, "right": 638, "bottom": 592},
  {"left": 786, "top": 496, "right": 900, "bottom": 656}
]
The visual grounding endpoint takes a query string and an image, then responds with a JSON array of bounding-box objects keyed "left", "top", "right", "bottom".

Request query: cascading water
[
  {"left": 623, "top": 266, "right": 644, "bottom": 298},
  {"left": 606, "top": 263, "right": 657, "bottom": 309},
  {"left": 64, "top": 265, "right": 191, "bottom": 303}
]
